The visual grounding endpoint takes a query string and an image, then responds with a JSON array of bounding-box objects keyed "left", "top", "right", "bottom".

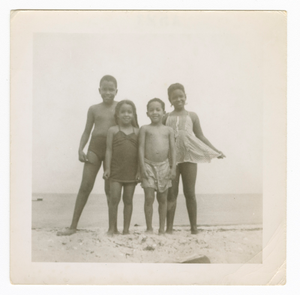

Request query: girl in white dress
[{"left": 165, "top": 83, "right": 225, "bottom": 234}]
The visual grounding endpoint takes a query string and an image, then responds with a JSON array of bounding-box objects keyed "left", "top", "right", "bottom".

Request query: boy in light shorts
[{"left": 139, "top": 98, "right": 176, "bottom": 234}]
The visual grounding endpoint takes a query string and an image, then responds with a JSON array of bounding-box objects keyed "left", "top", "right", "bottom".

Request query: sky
[{"left": 31, "top": 11, "right": 284, "bottom": 195}]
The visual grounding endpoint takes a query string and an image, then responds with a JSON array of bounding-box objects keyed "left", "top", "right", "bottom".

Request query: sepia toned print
[{"left": 11, "top": 10, "right": 286, "bottom": 284}]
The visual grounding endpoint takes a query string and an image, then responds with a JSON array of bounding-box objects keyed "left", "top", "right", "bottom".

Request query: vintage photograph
[
  {"left": 11, "top": 10, "right": 286, "bottom": 284},
  {"left": 31, "top": 11, "right": 264, "bottom": 264}
]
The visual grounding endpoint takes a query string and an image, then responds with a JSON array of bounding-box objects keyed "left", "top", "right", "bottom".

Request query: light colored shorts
[{"left": 141, "top": 158, "right": 172, "bottom": 193}]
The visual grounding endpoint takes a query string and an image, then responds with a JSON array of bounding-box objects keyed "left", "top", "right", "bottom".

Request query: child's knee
[
  {"left": 110, "top": 196, "right": 120, "bottom": 206},
  {"left": 123, "top": 198, "right": 132, "bottom": 206},
  {"left": 183, "top": 188, "right": 196, "bottom": 200},
  {"left": 80, "top": 182, "right": 94, "bottom": 194},
  {"left": 167, "top": 191, "right": 178, "bottom": 202},
  {"left": 158, "top": 198, "right": 167, "bottom": 206},
  {"left": 144, "top": 197, "right": 154, "bottom": 206}
]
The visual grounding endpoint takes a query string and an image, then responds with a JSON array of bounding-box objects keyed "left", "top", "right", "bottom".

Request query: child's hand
[
  {"left": 78, "top": 151, "right": 88, "bottom": 162},
  {"left": 170, "top": 167, "right": 176, "bottom": 180},
  {"left": 217, "top": 151, "right": 226, "bottom": 159},
  {"left": 141, "top": 169, "right": 148, "bottom": 180},
  {"left": 103, "top": 170, "right": 110, "bottom": 180},
  {"left": 135, "top": 172, "right": 141, "bottom": 183}
]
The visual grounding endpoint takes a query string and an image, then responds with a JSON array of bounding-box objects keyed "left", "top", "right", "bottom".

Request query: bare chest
[
  {"left": 146, "top": 130, "right": 169, "bottom": 143},
  {"left": 94, "top": 107, "right": 116, "bottom": 125}
]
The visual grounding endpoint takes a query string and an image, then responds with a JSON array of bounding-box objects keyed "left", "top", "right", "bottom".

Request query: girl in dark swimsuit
[{"left": 103, "top": 100, "right": 140, "bottom": 236}]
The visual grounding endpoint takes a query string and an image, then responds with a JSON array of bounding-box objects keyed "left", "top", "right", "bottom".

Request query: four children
[{"left": 58, "top": 75, "right": 225, "bottom": 237}]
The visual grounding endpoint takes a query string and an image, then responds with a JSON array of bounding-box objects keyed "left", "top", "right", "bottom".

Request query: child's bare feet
[
  {"left": 57, "top": 228, "right": 76, "bottom": 236},
  {"left": 165, "top": 229, "right": 173, "bottom": 234},
  {"left": 191, "top": 229, "right": 199, "bottom": 235},
  {"left": 122, "top": 230, "right": 130, "bottom": 235},
  {"left": 106, "top": 229, "right": 114, "bottom": 237},
  {"left": 114, "top": 229, "right": 120, "bottom": 235},
  {"left": 145, "top": 228, "right": 153, "bottom": 234},
  {"left": 158, "top": 230, "right": 165, "bottom": 235}
]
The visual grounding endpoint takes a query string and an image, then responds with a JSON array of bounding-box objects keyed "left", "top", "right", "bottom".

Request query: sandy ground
[
  {"left": 32, "top": 224, "right": 262, "bottom": 263},
  {"left": 32, "top": 194, "right": 262, "bottom": 263}
]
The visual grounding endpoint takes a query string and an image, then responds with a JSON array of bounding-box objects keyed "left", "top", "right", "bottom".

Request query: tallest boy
[{"left": 58, "top": 75, "right": 118, "bottom": 236}]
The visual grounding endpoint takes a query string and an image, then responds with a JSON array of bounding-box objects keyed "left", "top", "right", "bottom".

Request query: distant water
[{"left": 32, "top": 193, "right": 262, "bottom": 229}]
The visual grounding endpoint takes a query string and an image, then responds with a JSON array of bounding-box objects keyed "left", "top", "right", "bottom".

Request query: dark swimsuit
[
  {"left": 88, "top": 135, "right": 107, "bottom": 162},
  {"left": 110, "top": 126, "right": 138, "bottom": 183}
]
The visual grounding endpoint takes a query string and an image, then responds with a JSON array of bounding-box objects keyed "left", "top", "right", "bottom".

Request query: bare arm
[
  {"left": 191, "top": 112, "right": 222, "bottom": 154},
  {"left": 162, "top": 113, "right": 169, "bottom": 125},
  {"left": 169, "top": 128, "right": 176, "bottom": 179},
  {"left": 78, "top": 107, "right": 95, "bottom": 162},
  {"left": 103, "top": 127, "right": 114, "bottom": 179},
  {"left": 134, "top": 128, "right": 141, "bottom": 181},
  {"left": 138, "top": 126, "right": 147, "bottom": 179},
  {"left": 134, "top": 127, "right": 140, "bottom": 137}
]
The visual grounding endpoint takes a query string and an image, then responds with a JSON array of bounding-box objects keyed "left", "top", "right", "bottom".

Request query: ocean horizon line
[{"left": 33, "top": 192, "right": 262, "bottom": 227}]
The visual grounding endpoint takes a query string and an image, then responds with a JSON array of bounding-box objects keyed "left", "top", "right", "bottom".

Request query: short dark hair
[
  {"left": 99, "top": 75, "right": 117, "bottom": 88},
  {"left": 114, "top": 100, "right": 139, "bottom": 128},
  {"left": 147, "top": 98, "right": 165, "bottom": 111},
  {"left": 167, "top": 83, "right": 186, "bottom": 101}
]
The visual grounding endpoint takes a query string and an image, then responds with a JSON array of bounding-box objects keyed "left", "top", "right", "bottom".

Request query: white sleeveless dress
[{"left": 166, "top": 112, "right": 221, "bottom": 164}]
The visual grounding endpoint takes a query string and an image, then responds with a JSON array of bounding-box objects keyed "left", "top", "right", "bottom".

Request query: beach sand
[
  {"left": 32, "top": 194, "right": 262, "bottom": 263},
  {"left": 32, "top": 225, "right": 262, "bottom": 263}
]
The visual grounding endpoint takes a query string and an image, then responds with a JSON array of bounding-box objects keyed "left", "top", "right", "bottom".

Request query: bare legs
[
  {"left": 166, "top": 166, "right": 180, "bottom": 234},
  {"left": 181, "top": 163, "right": 198, "bottom": 234},
  {"left": 122, "top": 185, "right": 135, "bottom": 234},
  {"left": 107, "top": 181, "right": 136, "bottom": 236},
  {"left": 144, "top": 188, "right": 155, "bottom": 233},
  {"left": 166, "top": 162, "right": 198, "bottom": 234},
  {"left": 57, "top": 151, "right": 108, "bottom": 236},
  {"left": 144, "top": 188, "right": 168, "bottom": 234},
  {"left": 157, "top": 190, "right": 168, "bottom": 234}
]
